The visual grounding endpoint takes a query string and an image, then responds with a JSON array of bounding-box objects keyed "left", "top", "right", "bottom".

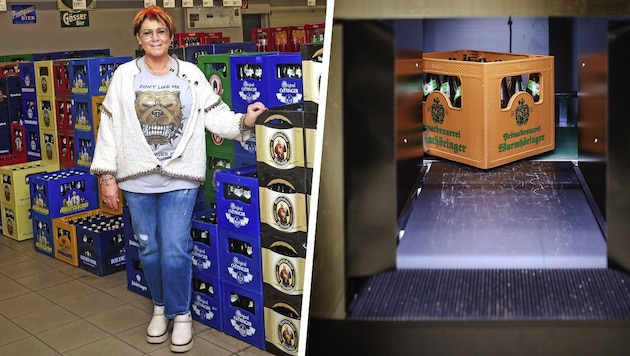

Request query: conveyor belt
[
  {"left": 349, "top": 268, "right": 630, "bottom": 320},
  {"left": 397, "top": 160, "right": 606, "bottom": 269}
]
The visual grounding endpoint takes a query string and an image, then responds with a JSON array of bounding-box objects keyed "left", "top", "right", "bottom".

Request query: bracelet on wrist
[{"left": 99, "top": 176, "right": 115, "bottom": 184}]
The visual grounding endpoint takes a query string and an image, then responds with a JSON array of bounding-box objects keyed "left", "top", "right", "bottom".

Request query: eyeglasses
[{"left": 140, "top": 28, "right": 170, "bottom": 40}]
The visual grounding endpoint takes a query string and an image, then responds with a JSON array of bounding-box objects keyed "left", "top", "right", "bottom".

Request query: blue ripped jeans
[{"left": 124, "top": 188, "right": 198, "bottom": 318}]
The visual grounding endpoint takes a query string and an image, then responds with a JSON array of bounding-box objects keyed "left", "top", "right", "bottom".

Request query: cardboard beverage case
[{"left": 422, "top": 49, "right": 555, "bottom": 169}]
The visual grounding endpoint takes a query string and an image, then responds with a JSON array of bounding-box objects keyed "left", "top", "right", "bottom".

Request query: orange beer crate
[{"left": 422, "top": 49, "right": 555, "bottom": 169}]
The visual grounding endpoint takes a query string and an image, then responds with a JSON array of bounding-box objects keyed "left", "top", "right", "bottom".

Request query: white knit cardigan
[{"left": 90, "top": 57, "right": 250, "bottom": 183}]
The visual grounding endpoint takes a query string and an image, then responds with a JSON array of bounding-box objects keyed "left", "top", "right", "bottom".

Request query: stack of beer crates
[
  {"left": 197, "top": 51, "right": 303, "bottom": 209},
  {"left": 214, "top": 164, "right": 266, "bottom": 349},
  {"left": 254, "top": 42, "right": 322, "bottom": 356}
]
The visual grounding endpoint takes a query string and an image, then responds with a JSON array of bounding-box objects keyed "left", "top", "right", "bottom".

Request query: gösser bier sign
[{"left": 60, "top": 10, "right": 89, "bottom": 28}]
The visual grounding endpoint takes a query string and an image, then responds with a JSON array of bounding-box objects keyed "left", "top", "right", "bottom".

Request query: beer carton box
[
  {"left": 215, "top": 164, "right": 260, "bottom": 236},
  {"left": 221, "top": 280, "right": 265, "bottom": 349},
  {"left": 263, "top": 291, "right": 302, "bottom": 356},
  {"left": 191, "top": 272, "right": 223, "bottom": 331},
  {"left": 30, "top": 168, "right": 99, "bottom": 219},
  {"left": 218, "top": 226, "right": 263, "bottom": 293},
  {"left": 191, "top": 209, "right": 220, "bottom": 279},
  {"left": 422, "top": 49, "right": 555, "bottom": 169}
]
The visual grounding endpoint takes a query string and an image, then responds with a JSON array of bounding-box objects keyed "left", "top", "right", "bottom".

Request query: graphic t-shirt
[{"left": 117, "top": 57, "right": 200, "bottom": 193}]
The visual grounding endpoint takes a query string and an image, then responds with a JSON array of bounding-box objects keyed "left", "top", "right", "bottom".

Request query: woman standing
[{"left": 90, "top": 6, "right": 266, "bottom": 353}]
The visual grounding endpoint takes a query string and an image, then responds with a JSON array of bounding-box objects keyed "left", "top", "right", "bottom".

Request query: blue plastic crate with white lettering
[
  {"left": 191, "top": 272, "right": 223, "bottom": 331},
  {"left": 215, "top": 164, "right": 260, "bottom": 236},
  {"left": 221, "top": 280, "right": 265, "bottom": 349},
  {"left": 191, "top": 209, "right": 220, "bottom": 279},
  {"left": 230, "top": 53, "right": 303, "bottom": 113},
  {"left": 218, "top": 226, "right": 263, "bottom": 294},
  {"left": 69, "top": 56, "right": 132, "bottom": 96},
  {"left": 77, "top": 214, "right": 126, "bottom": 276},
  {"left": 29, "top": 168, "right": 99, "bottom": 218},
  {"left": 32, "top": 211, "right": 55, "bottom": 257}
]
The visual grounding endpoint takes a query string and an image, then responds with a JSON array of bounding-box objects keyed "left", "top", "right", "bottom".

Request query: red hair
[{"left": 132, "top": 5, "right": 176, "bottom": 36}]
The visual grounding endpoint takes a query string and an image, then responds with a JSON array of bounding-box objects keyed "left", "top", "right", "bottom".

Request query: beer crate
[
  {"left": 21, "top": 92, "right": 38, "bottom": 127},
  {"left": 57, "top": 129, "right": 76, "bottom": 169},
  {"left": 0, "top": 153, "right": 27, "bottom": 167},
  {"left": 261, "top": 233, "right": 306, "bottom": 303},
  {"left": 0, "top": 129, "right": 10, "bottom": 156},
  {"left": 32, "top": 211, "right": 55, "bottom": 257},
  {"left": 54, "top": 96, "right": 73, "bottom": 132},
  {"left": 52, "top": 209, "right": 102, "bottom": 266},
  {"left": 191, "top": 272, "right": 223, "bottom": 331},
  {"left": 1, "top": 160, "right": 50, "bottom": 206},
  {"left": 257, "top": 169, "right": 310, "bottom": 242},
  {"left": 34, "top": 60, "right": 72, "bottom": 97},
  {"left": 69, "top": 56, "right": 132, "bottom": 96},
  {"left": 230, "top": 53, "right": 303, "bottom": 113},
  {"left": 10, "top": 123, "right": 26, "bottom": 159},
  {"left": 301, "top": 43, "right": 324, "bottom": 104},
  {"left": 204, "top": 155, "right": 233, "bottom": 210},
  {"left": 215, "top": 164, "right": 260, "bottom": 236},
  {"left": 77, "top": 213, "right": 126, "bottom": 276},
  {"left": 218, "top": 226, "right": 263, "bottom": 293},
  {"left": 74, "top": 130, "right": 95, "bottom": 171},
  {"left": 221, "top": 280, "right": 265, "bottom": 349},
  {"left": 92, "top": 96, "right": 105, "bottom": 139},
  {"left": 19, "top": 62, "right": 36, "bottom": 93},
  {"left": 126, "top": 255, "right": 152, "bottom": 299},
  {"left": 39, "top": 128, "right": 60, "bottom": 168},
  {"left": 251, "top": 28, "right": 272, "bottom": 52},
  {"left": 263, "top": 291, "right": 302, "bottom": 356},
  {"left": 30, "top": 168, "right": 99, "bottom": 219},
  {"left": 37, "top": 96, "right": 55, "bottom": 130},
  {"left": 422, "top": 49, "right": 555, "bottom": 169},
  {"left": 24, "top": 124, "right": 41, "bottom": 162},
  {"left": 73, "top": 95, "right": 97, "bottom": 134},
  {"left": 191, "top": 209, "right": 220, "bottom": 279},
  {"left": 213, "top": 42, "right": 257, "bottom": 55},
  {"left": 255, "top": 102, "right": 318, "bottom": 172},
  {"left": 305, "top": 23, "right": 325, "bottom": 44},
  {"left": 1, "top": 201, "right": 33, "bottom": 241}
]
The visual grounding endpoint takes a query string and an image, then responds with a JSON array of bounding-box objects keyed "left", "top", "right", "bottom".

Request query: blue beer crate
[
  {"left": 69, "top": 56, "right": 132, "bottom": 96},
  {"left": 18, "top": 61, "right": 36, "bottom": 93},
  {"left": 30, "top": 168, "right": 99, "bottom": 218},
  {"left": 74, "top": 131, "right": 95, "bottom": 171},
  {"left": 72, "top": 94, "right": 97, "bottom": 134},
  {"left": 191, "top": 272, "right": 223, "bottom": 331},
  {"left": 215, "top": 164, "right": 260, "bottom": 236},
  {"left": 221, "top": 280, "right": 265, "bottom": 349},
  {"left": 191, "top": 209, "right": 220, "bottom": 279},
  {"left": 32, "top": 211, "right": 55, "bottom": 257},
  {"left": 218, "top": 226, "right": 263, "bottom": 293},
  {"left": 213, "top": 42, "right": 257, "bottom": 54},
  {"left": 77, "top": 214, "right": 126, "bottom": 276},
  {"left": 230, "top": 53, "right": 303, "bottom": 113}
]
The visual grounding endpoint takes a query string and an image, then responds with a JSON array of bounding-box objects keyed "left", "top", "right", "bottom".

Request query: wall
[{"left": 0, "top": 0, "right": 326, "bottom": 58}]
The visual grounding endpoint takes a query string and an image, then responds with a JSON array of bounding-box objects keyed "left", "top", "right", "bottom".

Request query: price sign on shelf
[
  {"left": 182, "top": 0, "right": 194, "bottom": 7},
  {"left": 163, "top": 0, "right": 175, "bottom": 8},
  {"left": 308, "top": 0, "right": 316, "bottom": 6},
  {"left": 223, "top": 0, "right": 242, "bottom": 6},
  {"left": 0, "top": 0, "right": 7, "bottom": 11}
]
